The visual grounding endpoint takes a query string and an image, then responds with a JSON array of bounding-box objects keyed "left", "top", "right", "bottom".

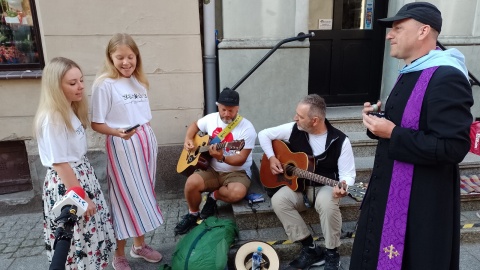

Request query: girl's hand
[
  {"left": 83, "top": 196, "right": 97, "bottom": 217},
  {"left": 118, "top": 128, "right": 136, "bottom": 140}
]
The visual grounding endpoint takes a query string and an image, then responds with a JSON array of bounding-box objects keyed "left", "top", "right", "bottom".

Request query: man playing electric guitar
[
  {"left": 174, "top": 88, "right": 257, "bottom": 235},
  {"left": 258, "top": 94, "right": 355, "bottom": 270}
]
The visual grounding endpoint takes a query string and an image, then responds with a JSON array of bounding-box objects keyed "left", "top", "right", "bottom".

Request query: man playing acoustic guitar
[
  {"left": 258, "top": 94, "right": 355, "bottom": 270},
  {"left": 174, "top": 88, "right": 257, "bottom": 235}
]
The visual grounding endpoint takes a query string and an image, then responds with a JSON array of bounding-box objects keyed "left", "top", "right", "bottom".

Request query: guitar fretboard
[
  {"left": 199, "top": 142, "right": 229, "bottom": 153},
  {"left": 285, "top": 164, "right": 348, "bottom": 190}
]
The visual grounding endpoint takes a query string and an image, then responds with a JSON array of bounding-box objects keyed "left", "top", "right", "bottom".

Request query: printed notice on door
[{"left": 318, "top": 19, "right": 333, "bottom": 30}]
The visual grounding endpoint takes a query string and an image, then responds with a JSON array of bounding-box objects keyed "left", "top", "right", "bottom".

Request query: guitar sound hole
[{"left": 285, "top": 163, "right": 295, "bottom": 177}]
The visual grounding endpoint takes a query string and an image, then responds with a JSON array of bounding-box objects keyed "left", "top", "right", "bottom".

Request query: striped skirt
[
  {"left": 106, "top": 123, "right": 164, "bottom": 240},
  {"left": 43, "top": 155, "right": 117, "bottom": 270}
]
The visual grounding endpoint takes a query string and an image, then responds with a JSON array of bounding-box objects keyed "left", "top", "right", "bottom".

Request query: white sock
[{"left": 189, "top": 210, "right": 199, "bottom": 216}]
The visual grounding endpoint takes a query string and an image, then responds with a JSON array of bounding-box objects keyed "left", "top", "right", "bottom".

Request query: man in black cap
[
  {"left": 174, "top": 88, "right": 257, "bottom": 235},
  {"left": 350, "top": 2, "right": 473, "bottom": 270}
]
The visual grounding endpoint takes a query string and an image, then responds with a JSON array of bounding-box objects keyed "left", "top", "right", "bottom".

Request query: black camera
[{"left": 368, "top": 111, "right": 386, "bottom": 118}]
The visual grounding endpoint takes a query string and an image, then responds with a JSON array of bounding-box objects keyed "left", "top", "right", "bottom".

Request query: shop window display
[{"left": 0, "top": 0, "right": 43, "bottom": 70}]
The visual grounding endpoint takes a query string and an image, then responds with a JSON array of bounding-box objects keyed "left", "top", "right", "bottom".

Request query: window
[{"left": 0, "top": 0, "right": 44, "bottom": 71}]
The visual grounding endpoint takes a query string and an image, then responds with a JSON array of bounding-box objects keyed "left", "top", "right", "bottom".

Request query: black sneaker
[
  {"left": 174, "top": 213, "right": 198, "bottom": 235},
  {"left": 324, "top": 248, "right": 340, "bottom": 270},
  {"left": 200, "top": 194, "right": 217, "bottom": 219},
  {"left": 289, "top": 245, "right": 325, "bottom": 269}
]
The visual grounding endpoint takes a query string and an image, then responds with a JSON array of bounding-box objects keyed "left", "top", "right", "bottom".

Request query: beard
[
  {"left": 221, "top": 118, "right": 233, "bottom": 124},
  {"left": 221, "top": 114, "right": 237, "bottom": 124},
  {"left": 297, "top": 123, "right": 314, "bottom": 133}
]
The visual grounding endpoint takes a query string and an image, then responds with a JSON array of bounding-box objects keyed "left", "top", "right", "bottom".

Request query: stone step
[
  {"left": 355, "top": 152, "right": 480, "bottom": 184},
  {"left": 233, "top": 158, "right": 480, "bottom": 231},
  {"left": 326, "top": 106, "right": 364, "bottom": 132},
  {"left": 252, "top": 149, "right": 480, "bottom": 187},
  {"left": 346, "top": 131, "right": 378, "bottom": 157},
  {"left": 227, "top": 211, "right": 480, "bottom": 266}
]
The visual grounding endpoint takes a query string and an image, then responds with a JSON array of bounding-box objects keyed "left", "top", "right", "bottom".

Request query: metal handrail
[
  {"left": 225, "top": 32, "right": 315, "bottom": 92},
  {"left": 436, "top": 41, "right": 480, "bottom": 87}
]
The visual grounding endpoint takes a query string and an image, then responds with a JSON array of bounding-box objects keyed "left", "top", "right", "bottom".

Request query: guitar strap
[{"left": 209, "top": 114, "right": 243, "bottom": 144}]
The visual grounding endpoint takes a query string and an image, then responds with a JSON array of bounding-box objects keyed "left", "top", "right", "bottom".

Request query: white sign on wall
[{"left": 318, "top": 19, "right": 333, "bottom": 30}]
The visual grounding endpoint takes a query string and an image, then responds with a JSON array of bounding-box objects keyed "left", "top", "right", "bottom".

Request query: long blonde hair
[
  {"left": 94, "top": 33, "right": 149, "bottom": 89},
  {"left": 33, "top": 57, "right": 89, "bottom": 136}
]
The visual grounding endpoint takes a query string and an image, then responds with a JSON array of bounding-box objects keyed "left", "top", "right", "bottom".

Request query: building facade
[{"left": 0, "top": 0, "right": 479, "bottom": 208}]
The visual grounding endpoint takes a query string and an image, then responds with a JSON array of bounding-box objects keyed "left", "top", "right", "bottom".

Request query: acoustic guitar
[
  {"left": 260, "top": 140, "right": 366, "bottom": 201},
  {"left": 176, "top": 133, "right": 245, "bottom": 176}
]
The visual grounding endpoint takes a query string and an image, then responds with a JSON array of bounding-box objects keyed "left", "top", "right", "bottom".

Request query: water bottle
[{"left": 252, "top": 246, "right": 263, "bottom": 270}]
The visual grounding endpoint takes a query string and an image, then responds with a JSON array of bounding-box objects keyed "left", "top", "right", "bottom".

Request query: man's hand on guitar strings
[
  {"left": 268, "top": 156, "right": 284, "bottom": 175},
  {"left": 333, "top": 180, "right": 347, "bottom": 198},
  {"left": 184, "top": 139, "right": 195, "bottom": 150}
]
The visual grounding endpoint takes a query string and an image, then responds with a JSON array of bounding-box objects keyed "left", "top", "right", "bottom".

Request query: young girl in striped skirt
[
  {"left": 90, "top": 33, "right": 164, "bottom": 270},
  {"left": 34, "top": 57, "right": 116, "bottom": 269}
]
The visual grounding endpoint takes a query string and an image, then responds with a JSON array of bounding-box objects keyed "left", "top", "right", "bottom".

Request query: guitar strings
[{"left": 280, "top": 163, "right": 349, "bottom": 190}]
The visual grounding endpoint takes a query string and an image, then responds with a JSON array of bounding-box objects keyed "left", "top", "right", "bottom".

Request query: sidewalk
[{"left": 1, "top": 200, "right": 480, "bottom": 270}]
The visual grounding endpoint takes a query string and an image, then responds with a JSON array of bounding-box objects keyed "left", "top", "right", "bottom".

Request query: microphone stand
[{"left": 49, "top": 205, "right": 79, "bottom": 270}]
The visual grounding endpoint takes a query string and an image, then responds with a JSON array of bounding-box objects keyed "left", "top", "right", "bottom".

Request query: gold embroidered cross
[{"left": 383, "top": 244, "right": 400, "bottom": 259}]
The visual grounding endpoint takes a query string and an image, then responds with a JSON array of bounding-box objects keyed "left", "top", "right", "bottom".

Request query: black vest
[{"left": 287, "top": 119, "right": 346, "bottom": 186}]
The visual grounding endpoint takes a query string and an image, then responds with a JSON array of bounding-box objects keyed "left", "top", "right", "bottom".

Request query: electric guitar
[
  {"left": 259, "top": 140, "right": 366, "bottom": 201},
  {"left": 176, "top": 134, "right": 245, "bottom": 177}
]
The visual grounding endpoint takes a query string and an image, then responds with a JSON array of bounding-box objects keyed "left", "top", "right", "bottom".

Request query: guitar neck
[
  {"left": 199, "top": 141, "right": 229, "bottom": 153},
  {"left": 290, "top": 166, "right": 347, "bottom": 190}
]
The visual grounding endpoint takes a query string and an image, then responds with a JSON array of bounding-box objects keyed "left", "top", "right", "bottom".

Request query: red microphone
[
  {"left": 66, "top": 186, "right": 86, "bottom": 199},
  {"left": 52, "top": 186, "right": 88, "bottom": 217}
]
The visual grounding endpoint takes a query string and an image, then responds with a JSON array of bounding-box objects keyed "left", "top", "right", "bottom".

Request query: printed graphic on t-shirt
[
  {"left": 75, "top": 125, "right": 85, "bottom": 136},
  {"left": 212, "top": 127, "right": 233, "bottom": 152},
  {"left": 122, "top": 93, "right": 148, "bottom": 105}
]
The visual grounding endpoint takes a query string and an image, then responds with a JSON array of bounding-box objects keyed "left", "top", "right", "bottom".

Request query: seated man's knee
[
  {"left": 185, "top": 174, "right": 204, "bottom": 193},
  {"left": 226, "top": 183, "right": 247, "bottom": 202},
  {"left": 271, "top": 188, "right": 292, "bottom": 211},
  {"left": 314, "top": 189, "right": 339, "bottom": 213}
]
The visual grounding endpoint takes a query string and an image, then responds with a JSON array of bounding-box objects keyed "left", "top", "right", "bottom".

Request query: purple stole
[{"left": 377, "top": 66, "right": 439, "bottom": 270}]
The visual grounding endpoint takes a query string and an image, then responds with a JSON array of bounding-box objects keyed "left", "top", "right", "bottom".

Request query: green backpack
[{"left": 161, "top": 217, "right": 238, "bottom": 270}]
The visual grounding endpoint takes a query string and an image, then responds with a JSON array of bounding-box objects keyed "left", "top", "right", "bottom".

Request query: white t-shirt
[
  {"left": 91, "top": 76, "right": 152, "bottom": 128},
  {"left": 258, "top": 122, "right": 356, "bottom": 186},
  {"left": 37, "top": 112, "right": 87, "bottom": 167},
  {"left": 197, "top": 113, "right": 257, "bottom": 177}
]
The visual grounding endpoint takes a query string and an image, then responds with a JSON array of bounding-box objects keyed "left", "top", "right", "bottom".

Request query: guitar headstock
[{"left": 225, "top": 140, "right": 245, "bottom": 151}]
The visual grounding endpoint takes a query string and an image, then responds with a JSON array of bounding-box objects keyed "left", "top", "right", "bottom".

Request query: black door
[{"left": 308, "top": 0, "right": 389, "bottom": 106}]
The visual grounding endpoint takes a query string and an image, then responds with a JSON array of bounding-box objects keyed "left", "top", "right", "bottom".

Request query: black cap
[
  {"left": 217, "top": 88, "right": 239, "bottom": 106},
  {"left": 378, "top": 2, "right": 442, "bottom": 33}
]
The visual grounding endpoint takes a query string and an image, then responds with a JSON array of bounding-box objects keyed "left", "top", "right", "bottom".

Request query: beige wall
[{"left": 0, "top": 1, "right": 204, "bottom": 154}]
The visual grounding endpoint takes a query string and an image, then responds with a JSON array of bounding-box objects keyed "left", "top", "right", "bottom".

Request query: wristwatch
[{"left": 217, "top": 156, "right": 225, "bottom": 163}]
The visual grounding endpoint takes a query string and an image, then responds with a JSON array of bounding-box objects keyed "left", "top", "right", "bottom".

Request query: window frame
[{"left": 0, "top": 0, "right": 44, "bottom": 71}]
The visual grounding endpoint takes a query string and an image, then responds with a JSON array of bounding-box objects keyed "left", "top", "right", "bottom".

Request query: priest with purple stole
[{"left": 350, "top": 2, "right": 473, "bottom": 270}]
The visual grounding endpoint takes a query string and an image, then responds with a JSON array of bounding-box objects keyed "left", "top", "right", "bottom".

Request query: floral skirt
[{"left": 43, "top": 155, "right": 117, "bottom": 270}]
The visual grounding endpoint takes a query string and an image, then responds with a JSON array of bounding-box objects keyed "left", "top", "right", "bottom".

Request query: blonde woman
[
  {"left": 91, "top": 33, "right": 163, "bottom": 270},
  {"left": 34, "top": 57, "right": 116, "bottom": 269}
]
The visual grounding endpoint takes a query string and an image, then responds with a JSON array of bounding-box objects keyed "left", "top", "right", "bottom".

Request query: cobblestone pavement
[
  {"left": 0, "top": 199, "right": 189, "bottom": 270},
  {"left": 1, "top": 199, "right": 480, "bottom": 270}
]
